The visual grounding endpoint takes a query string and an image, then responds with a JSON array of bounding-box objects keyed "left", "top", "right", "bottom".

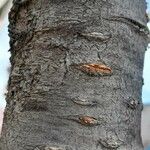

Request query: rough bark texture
[{"left": 0, "top": 0, "right": 148, "bottom": 150}]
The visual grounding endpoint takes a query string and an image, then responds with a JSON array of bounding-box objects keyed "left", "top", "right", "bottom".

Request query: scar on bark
[
  {"left": 103, "top": 15, "right": 149, "bottom": 35},
  {"left": 72, "top": 99, "right": 98, "bottom": 107},
  {"left": 58, "top": 115, "right": 104, "bottom": 126},
  {"left": 72, "top": 63, "right": 112, "bottom": 76},
  {"left": 34, "top": 146, "right": 64, "bottom": 150},
  {"left": 78, "top": 32, "right": 111, "bottom": 42}
]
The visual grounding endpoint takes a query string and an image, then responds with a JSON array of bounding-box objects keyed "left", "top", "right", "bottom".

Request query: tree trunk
[{"left": 0, "top": 0, "right": 148, "bottom": 150}]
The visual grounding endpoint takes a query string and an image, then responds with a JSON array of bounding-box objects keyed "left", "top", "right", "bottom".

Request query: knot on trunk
[{"left": 99, "top": 136, "right": 122, "bottom": 149}]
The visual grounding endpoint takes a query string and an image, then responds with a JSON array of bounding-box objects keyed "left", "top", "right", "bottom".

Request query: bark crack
[
  {"left": 103, "top": 15, "right": 149, "bottom": 35},
  {"left": 63, "top": 51, "right": 69, "bottom": 80}
]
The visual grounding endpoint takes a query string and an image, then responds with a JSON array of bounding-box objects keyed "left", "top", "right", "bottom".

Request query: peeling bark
[{"left": 0, "top": 0, "right": 148, "bottom": 150}]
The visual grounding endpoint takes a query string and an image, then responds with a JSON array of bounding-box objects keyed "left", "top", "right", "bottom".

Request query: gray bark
[{"left": 0, "top": 0, "right": 148, "bottom": 150}]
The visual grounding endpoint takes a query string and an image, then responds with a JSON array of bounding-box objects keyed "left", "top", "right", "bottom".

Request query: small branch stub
[{"left": 75, "top": 63, "right": 112, "bottom": 76}]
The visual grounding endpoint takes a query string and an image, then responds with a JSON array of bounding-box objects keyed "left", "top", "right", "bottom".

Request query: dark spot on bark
[
  {"left": 140, "top": 102, "right": 144, "bottom": 111},
  {"left": 21, "top": 100, "right": 48, "bottom": 112},
  {"left": 142, "top": 77, "right": 144, "bottom": 86},
  {"left": 13, "top": 101, "right": 16, "bottom": 106},
  {"left": 145, "top": 13, "right": 149, "bottom": 23},
  {"left": 126, "top": 98, "right": 140, "bottom": 109},
  {"left": 14, "top": 0, "right": 29, "bottom": 5},
  {"left": 11, "top": 90, "right": 15, "bottom": 97}
]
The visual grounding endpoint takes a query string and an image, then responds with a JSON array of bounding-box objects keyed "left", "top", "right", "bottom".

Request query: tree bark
[{"left": 0, "top": 0, "right": 148, "bottom": 150}]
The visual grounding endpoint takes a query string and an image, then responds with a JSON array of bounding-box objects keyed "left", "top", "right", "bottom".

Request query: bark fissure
[{"left": 103, "top": 15, "right": 149, "bottom": 35}]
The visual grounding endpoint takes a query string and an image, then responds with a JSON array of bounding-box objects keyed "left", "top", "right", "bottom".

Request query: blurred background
[{"left": 0, "top": 0, "right": 150, "bottom": 149}]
